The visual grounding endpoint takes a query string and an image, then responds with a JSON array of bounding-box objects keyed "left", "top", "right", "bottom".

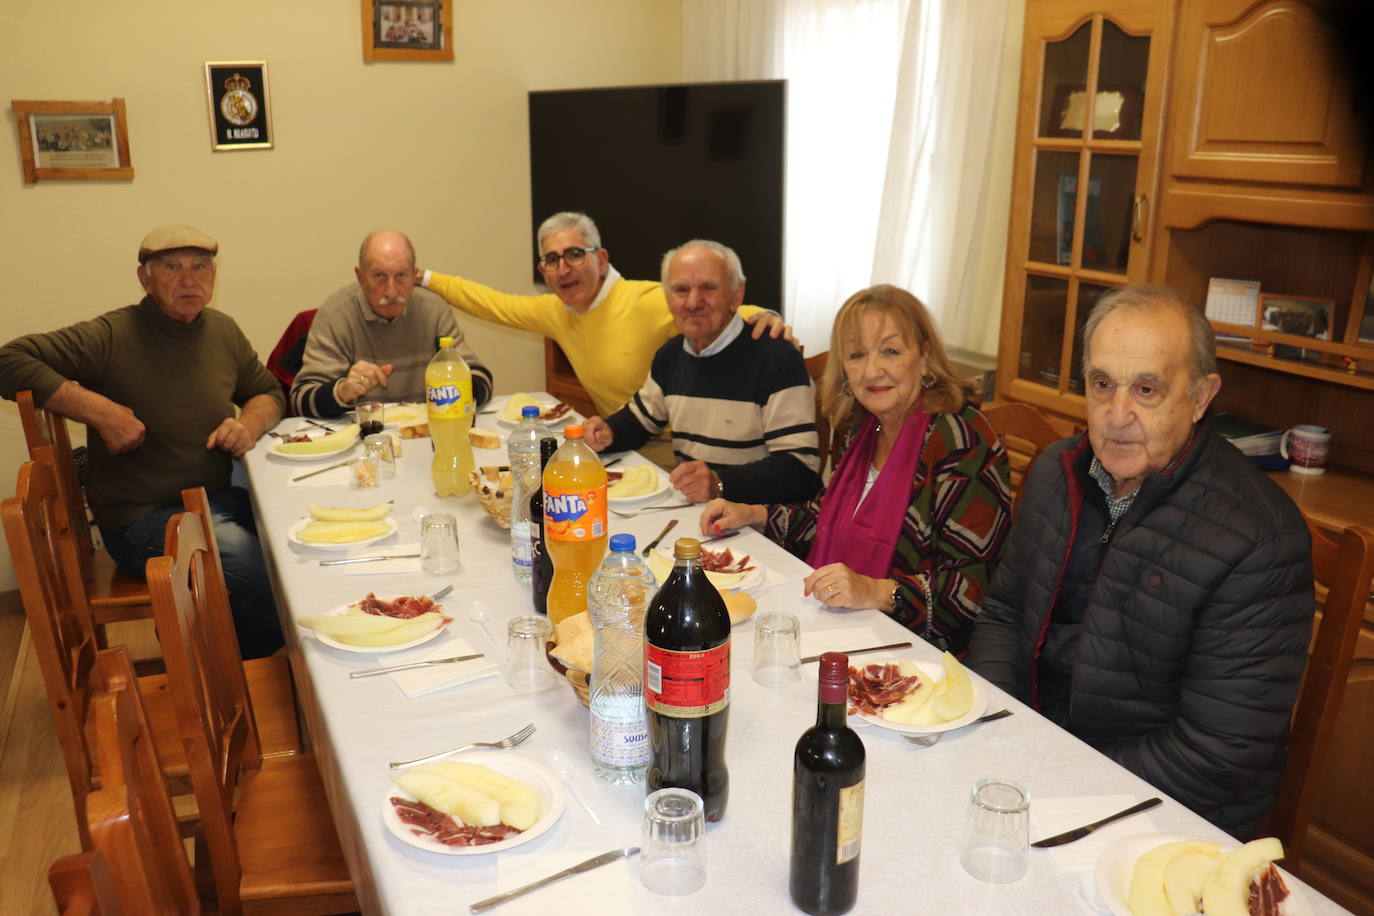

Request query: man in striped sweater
[{"left": 583, "top": 240, "right": 821, "bottom": 505}]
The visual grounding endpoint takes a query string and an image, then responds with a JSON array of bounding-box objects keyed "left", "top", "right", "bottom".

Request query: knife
[
  {"left": 1030, "top": 797, "right": 1163, "bottom": 848},
  {"left": 318, "top": 553, "right": 420, "bottom": 567},
  {"left": 349, "top": 652, "right": 485, "bottom": 678},
  {"left": 469, "top": 847, "right": 640, "bottom": 913},
  {"left": 291, "top": 458, "right": 354, "bottom": 482},
  {"left": 801, "top": 641, "right": 914, "bottom": 664},
  {"left": 642, "top": 518, "right": 678, "bottom": 556}
]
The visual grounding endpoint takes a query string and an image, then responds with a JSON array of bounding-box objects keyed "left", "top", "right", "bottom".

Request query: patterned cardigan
[{"left": 765, "top": 404, "right": 1012, "bottom": 656}]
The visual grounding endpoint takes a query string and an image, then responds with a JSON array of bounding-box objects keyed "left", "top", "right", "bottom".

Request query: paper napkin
[
  {"left": 491, "top": 848, "right": 636, "bottom": 915},
  {"left": 342, "top": 542, "right": 421, "bottom": 576},
  {"left": 389, "top": 636, "right": 500, "bottom": 698},
  {"left": 1030, "top": 795, "right": 1160, "bottom": 872},
  {"left": 798, "top": 625, "right": 889, "bottom": 661}
]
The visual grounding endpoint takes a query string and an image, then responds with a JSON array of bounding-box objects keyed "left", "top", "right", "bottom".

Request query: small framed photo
[
  {"left": 1259, "top": 293, "right": 1334, "bottom": 341},
  {"left": 1048, "top": 85, "right": 1142, "bottom": 140},
  {"left": 205, "top": 62, "right": 273, "bottom": 151},
  {"left": 11, "top": 99, "right": 134, "bottom": 183},
  {"left": 362, "top": 0, "right": 453, "bottom": 62}
]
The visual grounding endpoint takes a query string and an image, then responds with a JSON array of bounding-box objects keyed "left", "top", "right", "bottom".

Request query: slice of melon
[
  {"left": 297, "top": 613, "right": 409, "bottom": 637},
  {"left": 332, "top": 612, "right": 444, "bottom": 646},
  {"left": 392, "top": 770, "right": 500, "bottom": 827},
  {"left": 421, "top": 761, "right": 540, "bottom": 830},
  {"left": 295, "top": 520, "right": 392, "bottom": 544},
  {"left": 932, "top": 651, "right": 975, "bottom": 721},
  {"left": 308, "top": 502, "right": 392, "bottom": 522},
  {"left": 1199, "top": 837, "right": 1284, "bottom": 916},
  {"left": 1164, "top": 851, "right": 1221, "bottom": 916},
  {"left": 608, "top": 464, "right": 660, "bottom": 498},
  {"left": 1127, "top": 840, "right": 1222, "bottom": 916},
  {"left": 273, "top": 424, "right": 360, "bottom": 454},
  {"left": 880, "top": 664, "right": 936, "bottom": 724}
]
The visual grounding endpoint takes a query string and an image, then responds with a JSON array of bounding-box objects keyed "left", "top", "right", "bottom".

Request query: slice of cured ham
[
  {"left": 390, "top": 797, "right": 522, "bottom": 847},
  {"left": 355, "top": 593, "right": 438, "bottom": 620},
  {"left": 700, "top": 546, "right": 754, "bottom": 574},
  {"left": 847, "top": 663, "right": 921, "bottom": 716}
]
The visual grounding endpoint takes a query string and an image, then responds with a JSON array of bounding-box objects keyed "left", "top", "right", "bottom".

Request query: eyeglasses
[{"left": 537, "top": 246, "right": 598, "bottom": 271}]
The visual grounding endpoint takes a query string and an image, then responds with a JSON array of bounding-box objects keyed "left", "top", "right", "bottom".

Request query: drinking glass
[
  {"left": 420, "top": 512, "right": 460, "bottom": 574},
  {"left": 752, "top": 612, "right": 801, "bottom": 687},
  {"left": 350, "top": 456, "right": 379, "bottom": 489},
  {"left": 640, "top": 788, "right": 707, "bottom": 895},
  {"left": 363, "top": 433, "right": 396, "bottom": 479},
  {"left": 356, "top": 401, "right": 385, "bottom": 437},
  {"left": 959, "top": 778, "right": 1030, "bottom": 883},
  {"left": 504, "top": 616, "right": 559, "bottom": 693}
]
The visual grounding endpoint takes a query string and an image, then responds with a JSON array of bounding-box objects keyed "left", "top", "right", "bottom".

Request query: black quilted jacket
[{"left": 966, "top": 418, "right": 1314, "bottom": 838}]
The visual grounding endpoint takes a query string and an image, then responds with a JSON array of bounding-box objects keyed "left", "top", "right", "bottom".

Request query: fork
[
  {"left": 389, "top": 723, "right": 537, "bottom": 769},
  {"left": 610, "top": 502, "right": 692, "bottom": 519},
  {"left": 905, "top": 709, "right": 1013, "bottom": 748}
]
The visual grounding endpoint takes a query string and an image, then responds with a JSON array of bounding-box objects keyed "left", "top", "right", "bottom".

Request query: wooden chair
[
  {"left": 147, "top": 507, "right": 355, "bottom": 915},
  {"left": 16, "top": 389, "right": 155, "bottom": 626},
  {"left": 804, "top": 351, "right": 834, "bottom": 477},
  {"left": 981, "top": 402, "right": 1064, "bottom": 513},
  {"left": 48, "top": 850, "right": 121, "bottom": 916},
  {"left": 1267, "top": 517, "right": 1374, "bottom": 872}
]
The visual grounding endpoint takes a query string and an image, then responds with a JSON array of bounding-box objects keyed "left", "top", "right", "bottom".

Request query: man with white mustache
[{"left": 290, "top": 230, "right": 492, "bottom": 417}]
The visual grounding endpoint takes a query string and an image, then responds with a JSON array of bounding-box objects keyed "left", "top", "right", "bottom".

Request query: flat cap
[{"left": 138, "top": 224, "right": 218, "bottom": 262}]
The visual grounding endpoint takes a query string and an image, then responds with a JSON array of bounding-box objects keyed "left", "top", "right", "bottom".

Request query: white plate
[
  {"left": 1094, "top": 832, "right": 1312, "bottom": 916},
  {"left": 369, "top": 402, "right": 427, "bottom": 428},
  {"left": 305, "top": 595, "right": 449, "bottom": 654},
  {"left": 607, "top": 465, "right": 671, "bottom": 505},
  {"left": 647, "top": 545, "right": 765, "bottom": 593},
  {"left": 848, "top": 658, "right": 989, "bottom": 735},
  {"left": 496, "top": 395, "right": 579, "bottom": 428},
  {"left": 381, "top": 752, "right": 566, "bottom": 856},
  {"left": 271, "top": 436, "right": 358, "bottom": 461},
  {"left": 287, "top": 517, "right": 397, "bottom": 550}
]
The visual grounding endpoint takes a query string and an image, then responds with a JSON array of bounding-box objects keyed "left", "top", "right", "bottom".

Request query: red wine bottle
[
  {"left": 790, "top": 652, "right": 864, "bottom": 915},
  {"left": 529, "top": 437, "right": 557, "bottom": 614},
  {"left": 643, "top": 537, "right": 730, "bottom": 822}
]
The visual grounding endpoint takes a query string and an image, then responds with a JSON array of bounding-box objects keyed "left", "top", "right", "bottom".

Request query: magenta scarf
[{"left": 806, "top": 409, "right": 931, "bottom": 577}]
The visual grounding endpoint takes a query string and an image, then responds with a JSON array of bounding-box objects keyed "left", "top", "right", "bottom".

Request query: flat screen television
[{"left": 528, "top": 80, "right": 785, "bottom": 313}]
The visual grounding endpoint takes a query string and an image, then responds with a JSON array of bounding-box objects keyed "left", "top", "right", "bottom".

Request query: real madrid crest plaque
[{"left": 204, "top": 62, "right": 273, "bottom": 151}]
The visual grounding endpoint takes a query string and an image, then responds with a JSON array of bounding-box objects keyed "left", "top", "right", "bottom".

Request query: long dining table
[{"left": 244, "top": 397, "right": 1350, "bottom": 916}]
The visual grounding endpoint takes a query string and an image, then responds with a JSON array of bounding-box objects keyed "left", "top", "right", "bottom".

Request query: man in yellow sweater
[{"left": 419, "top": 212, "right": 788, "bottom": 416}]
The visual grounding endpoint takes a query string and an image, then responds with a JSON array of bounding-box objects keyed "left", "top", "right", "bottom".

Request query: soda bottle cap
[
  {"left": 564, "top": 424, "right": 584, "bottom": 439},
  {"left": 438, "top": 336, "right": 454, "bottom": 348},
  {"left": 672, "top": 537, "right": 702, "bottom": 559},
  {"left": 609, "top": 533, "right": 636, "bottom": 553},
  {"left": 521, "top": 405, "right": 540, "bottom": 418},
  {"left": 818, "top": 652, "right": 849, "bottom": 683}
]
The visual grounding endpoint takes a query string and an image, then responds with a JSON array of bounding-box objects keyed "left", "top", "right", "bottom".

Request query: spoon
[
  {"left": 545, "top": 749, "right": 601, "bottom": 824},
  {"left": 468, "top": 599, "right": 497, "bottom": 647}
]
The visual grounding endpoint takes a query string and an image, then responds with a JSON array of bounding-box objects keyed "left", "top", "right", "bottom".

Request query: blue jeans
[{"left": 101, "top": 486, "right": 283, "bottom": 659}]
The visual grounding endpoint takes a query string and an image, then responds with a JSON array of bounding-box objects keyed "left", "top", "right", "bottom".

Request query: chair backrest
[
  {"left": 17, "top": 389, "right": 97, "bottom": 582},
  {"left": 146, "top": 505, "right": 264, "bottom": 914},
  {"left": 265, "top": 308, "right": 318, "bottom": 415},
  {"left": 1268, "top": 516, "right": 1374, "bottom": 871},
  {"left": 981, "top": 402, "right": 1065, "bottom": 513},
  {"left": 48, "top": 850, "right": 121, "bottom": 916},
  {"left": 804, "top": 351, "right": 833, "bottom": 477},
  {"left": 83, "top": 681, "right": 200, "bottom": 914}
]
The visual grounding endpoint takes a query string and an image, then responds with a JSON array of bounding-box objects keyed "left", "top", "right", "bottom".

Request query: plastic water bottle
[
  {"left": 508, "top": 405, "right": 553, "bottom": 583},
  {"left": 425, "top": 336, "right": 475, "bottom": 498},
  {"left": 588, "top": 533, "right": 656, "bottom": 784}
]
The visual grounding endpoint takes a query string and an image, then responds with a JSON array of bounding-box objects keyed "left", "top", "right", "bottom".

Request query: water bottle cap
[
  {"left": 521, "top": 405, "right": 540, "bottom": 418},
  {"left": 609, "top": 533, "right": 636, "bottom": 552},
  {"left": 437, "top": 336, "right": 454, "bottom": 348}
]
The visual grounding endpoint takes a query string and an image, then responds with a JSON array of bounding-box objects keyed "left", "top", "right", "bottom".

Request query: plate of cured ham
[
  {"left": 304, "top": 593, "right": 451, "bottom": 653},
  {"left": 382, "top": 752, "right": 565, "bottom": 856},
  {"left": 846, "top": 657, "right": 989, "bottom": 735},
  {"left": 647, "top": 542, "right": 765, "bottom": 592}
]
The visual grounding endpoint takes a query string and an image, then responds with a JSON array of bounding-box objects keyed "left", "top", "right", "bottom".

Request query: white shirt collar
[
  {"left": 683, "top": 312, "right": 744, "bottom": 358},
  {"left": 568, "top": 264, "right": 622, "bottom": 314}
]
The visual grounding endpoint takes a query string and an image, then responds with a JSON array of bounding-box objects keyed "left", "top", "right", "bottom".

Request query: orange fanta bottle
[{"left": 543, "top": 425, "right": 608, "bottom": 625}]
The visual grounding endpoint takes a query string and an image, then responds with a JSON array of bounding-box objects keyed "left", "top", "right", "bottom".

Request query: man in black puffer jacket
[{"left": 967, "top": 285, "right": 1313, "bottom": 839}]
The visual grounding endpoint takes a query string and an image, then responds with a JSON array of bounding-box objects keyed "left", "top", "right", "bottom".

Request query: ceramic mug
[{"left": 1280, "top": 424, "right": 1331, "bottom": 475}]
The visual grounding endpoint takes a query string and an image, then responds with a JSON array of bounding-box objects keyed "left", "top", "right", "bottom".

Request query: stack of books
[{"left": 1214, "top": 413, "right": 1285, "bottom": 469}]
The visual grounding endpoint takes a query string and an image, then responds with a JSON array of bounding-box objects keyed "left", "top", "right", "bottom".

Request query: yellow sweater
[{"left": 425, "top": 271, "right": 764, "bottom": 416}]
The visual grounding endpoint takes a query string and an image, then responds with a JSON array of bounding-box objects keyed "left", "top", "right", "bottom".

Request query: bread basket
[
  {"left": 546, "top": 643, "right": 591, "bottom": 707},
  {"left": 468, "top": 465, "right": 514, "bottom": 529}
]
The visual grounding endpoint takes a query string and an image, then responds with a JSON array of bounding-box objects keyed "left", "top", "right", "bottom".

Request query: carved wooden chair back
[
  {"left": 804, "top": 351, "right": 834, "bottom": 477},
  {"left": 981, "top": 402, "right": 1064, "bottom": 514},
  {"left": 48, "top": 850, "right": 121, "bottom": 916}
]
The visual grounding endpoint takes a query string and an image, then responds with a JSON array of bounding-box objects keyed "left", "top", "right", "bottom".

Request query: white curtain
[{"left": 683, "top": 0, "right": 1012, "bottom": 355}]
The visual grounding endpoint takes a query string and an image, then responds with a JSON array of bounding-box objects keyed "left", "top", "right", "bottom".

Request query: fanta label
[
  {"left": 427, "top": 382, "right": 473, "bottom": 419},
  {"left": 544, "top": 485, "right": 607, "bottom": 542}
]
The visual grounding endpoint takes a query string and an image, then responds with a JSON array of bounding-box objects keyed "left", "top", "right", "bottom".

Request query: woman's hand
[
  {"left": 804, "top": 564, "right": 893, "bottom": 610},
  {"left": 699, "top": 499, "right": 766, "bottom": 535}
]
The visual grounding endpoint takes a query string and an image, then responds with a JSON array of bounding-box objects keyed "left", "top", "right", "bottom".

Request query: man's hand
[
  {"left": 96, "top": 403, "right": 147, "bottom": 455},
  {"left": 334, "top": 360, "right": 394, "bottom": 405},
  {"left": 669, "top": 460, "right": 719, "bottom": 503},
  {"left": 582, "top": 416, "right": 614, "bottom": 452},
  {"left": 43, "top": 381, "right": 146, "bottom": 454},
  {"left": 745, "top": 311, "right": 797, "bottom": 346},
  {"left": 698, "top": 498, "right": 767, "bottom": 535},
  {"left": 206, "top": 417, "right": 257, "bottom": 458}
]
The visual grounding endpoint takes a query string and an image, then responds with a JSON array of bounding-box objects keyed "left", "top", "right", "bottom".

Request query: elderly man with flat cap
[{"left": 0, "top": 224, "right": 285, "bottom": 658}]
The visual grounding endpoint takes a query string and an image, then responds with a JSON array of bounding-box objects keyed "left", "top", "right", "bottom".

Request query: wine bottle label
[
  {"left": 543, "top": 485, "right": 607, "bottom": 542},
  {"left": 644, "top": 640, "right": 730, "bottom": 718},
  {"left": 836, "top": 780, "right": 864, "bottom": 865}
]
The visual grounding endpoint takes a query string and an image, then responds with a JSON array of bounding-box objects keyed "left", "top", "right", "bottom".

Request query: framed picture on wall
[
  {"left": 1259, "top": 293, "right": 1334, "bottom": 341},
  {"left": 362, "top": 0, "right": 453, "bottom": 62},
  {"left": 204, "top": 62, "right": 273, "bottom": 151},
  {"left": 11, "top": 98, "right": 134, "bottom": 182}
]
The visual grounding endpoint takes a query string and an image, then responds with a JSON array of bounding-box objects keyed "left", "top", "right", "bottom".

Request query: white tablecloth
[{"left": 244, "top": 401, "right": 1349, "bottom": 915}]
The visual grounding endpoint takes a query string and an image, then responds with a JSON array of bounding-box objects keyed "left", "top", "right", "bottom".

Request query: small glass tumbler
[
  {"left": 356, "top": 400, "right": 385, "bottom": 437},
  {"left": 420, "top": 512, "right": 460, "bottom": 574},
  {"left": 752, "top": 612, "right": 801, "bottom": 687},
  {"left": 349, "top": 456, "right": 379, "bottom": 488},
  {"left": 959, "top": 778, "right": 1030, "bottom": 883},
  {"left": 363, "top": 433, "right": 396, "bottom": 479},
  {"left": 640, "top": 788, "right": 706, "bottom": 896},
  {"left": 504, "top": 616, "right": 560, "bottom": 693}
]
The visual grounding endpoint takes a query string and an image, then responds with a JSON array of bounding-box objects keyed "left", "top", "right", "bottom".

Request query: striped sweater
[
  {"left": 604, "top": 330, "right": 822, "bottom": 505},
  {"left": 765, "top": 405, "right": 1012, "bottom": 655}
]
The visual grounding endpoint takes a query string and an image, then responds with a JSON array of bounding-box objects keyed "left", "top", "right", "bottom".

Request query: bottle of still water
[
  {"left": 508, "top": 405, "right": 553, "bottom": 583},
  {"left": 588, "top": 534, "right": 656, "bottom": 784}
]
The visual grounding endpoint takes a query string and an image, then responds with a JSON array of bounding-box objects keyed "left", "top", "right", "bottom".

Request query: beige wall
[{"left": 0, "top": 0, "right": 684, "bottom": 590}]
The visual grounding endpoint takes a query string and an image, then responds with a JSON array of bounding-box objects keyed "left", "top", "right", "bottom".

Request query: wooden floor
[{"left": 0, "top": 595, "right": 159, "bottom": 915}]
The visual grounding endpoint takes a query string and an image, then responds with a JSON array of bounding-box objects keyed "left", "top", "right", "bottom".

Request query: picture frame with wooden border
[
  {"left": 204, "top": 62, "right": 274, "bottom": 151},
  {"left": 362, "top": 0, "right": 453, "bottom": 62},
  {"left": 11, "top": 99, "right": 134, "bottom": 183}
]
